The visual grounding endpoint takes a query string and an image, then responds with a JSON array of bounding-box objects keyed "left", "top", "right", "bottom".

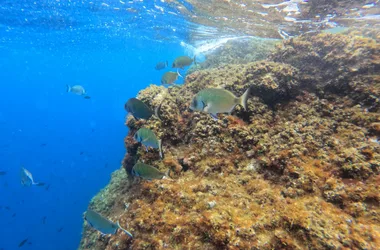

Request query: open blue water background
[{"left": 0, "top": 2, "right": 186, "bottom": 248}]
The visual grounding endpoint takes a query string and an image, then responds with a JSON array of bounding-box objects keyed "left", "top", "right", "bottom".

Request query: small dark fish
[
  {"left": 104, "top": 163, "right": 108, "bottom": 168},
  {"left": 18, "top": 238, "right": 28, "bottom": 248},
  {"left": 161, "top": 71, "right": 182, "bottom": 85},
  {"left": 80, "top": 151, "right": 84, "bottom": 155},
  {"left": 5, "top": 206, "right": 10, "bottom": 210},
  {"left": 172, "top": 55, "right": 196, "bottom": 69},
  {"left": 57, "top": 227, "right": 64, "bottom": 232},
  {"left": 125, "top": 98, "right": 160, "bottom": 120},
  {"left": 0, "top": 171, "right": 6, "bottom": 176},
  {"left": 42, "top": 216, "right": 47, "bottom": 224},
  {"left": 12, "top": 213, "right": 16, "bottom": 217},
  {"left": 40, "top": 143, "right": 47, "bottom": 147},
  {"left": 45, "top": 184, "right": 51, "bottom": 191},
  {"left": 35, "top": 182, "right": 45, "bottom": 186},
  {"left": 84, "top": 96, "right": 91, "bottom": 99},
  {"left": 155, "top": 61, "right": 168, "bottom": 70}
]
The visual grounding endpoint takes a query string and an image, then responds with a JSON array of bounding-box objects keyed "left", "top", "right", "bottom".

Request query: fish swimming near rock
[
  {"left": 134, "top": 128, "right": 163, "bottom": 158},
  {"left": 20, "top": 167, "right": 44, "bottom": 187},
  {"left": 84, "top": 209, "right": 133, "bottom": 238},
  {"left": 132, "top": 161, "right": 168, "bottom": 180},
  {"left": 161, "top": 71, "right": 182, "bottom": 85},
  {"left": 125, "top": 98, "right": 160, "bottom": 120},
  {"left": 190, "top": 87, "right": 251, "bottom": 119},
  {"left": 66, "top": 85, "right": 91, "bottom": 99},
  {"left": 155, "top": 61, "right": 168, "bottom": 70},
  {"left": 172, "top": 55, "right": 196, "bottom": 69}
]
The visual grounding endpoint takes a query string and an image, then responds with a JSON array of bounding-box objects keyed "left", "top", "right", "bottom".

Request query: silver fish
[
  {"left": 134, "top": 128, "right": 163, "bottom": 158},
  {"left": 132, "top": 162, "right": 168, "bottom": 180},
  {"left": 20, "top": 167, "right": 44, "bottom": 187},
  {"left": 161, "top": 70, "right": 182, "bottom": 85},
  {"left": 190, "top": 87, "right": 251, "bottom": 119},
  {"left": 66, "top": 85, "right": 86, "bottom": 95},
  {"left": 84, "top": 209, "right": 133, "bottom": 238},
  {"left": 155, "top": 61, "right": 168, "bottom": 70},
  {"left": 172, "top": 56, "right": 196, "bottom": 69}
]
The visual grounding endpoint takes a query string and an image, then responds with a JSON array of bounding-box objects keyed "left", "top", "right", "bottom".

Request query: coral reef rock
[
  {"left": 79, "top": 33, "right": 380, "bottom": 250},
  {"left": 188, "top": 37, "right": 280, "bottom": 74}
]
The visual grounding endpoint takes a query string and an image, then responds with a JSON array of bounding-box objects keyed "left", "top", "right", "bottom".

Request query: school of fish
[{"left": 5, "top": 55, "right": 251, "bottom": 245}]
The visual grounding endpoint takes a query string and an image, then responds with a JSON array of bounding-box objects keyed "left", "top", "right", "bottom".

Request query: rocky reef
[
  {"left": 188, "top": 37, "right": 280, "bottom": 74},
  {"left": 79, "top": 32, "right": 380, "bottom": 249}
]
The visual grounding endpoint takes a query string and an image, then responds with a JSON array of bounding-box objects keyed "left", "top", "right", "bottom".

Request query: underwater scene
[{"left": 1, "top": 0, "right": 379, "bottom": 249}]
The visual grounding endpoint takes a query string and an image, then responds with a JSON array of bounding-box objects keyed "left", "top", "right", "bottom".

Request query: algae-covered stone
[{"left": 80, "top": 33, "right": 380, "bottom": 250}]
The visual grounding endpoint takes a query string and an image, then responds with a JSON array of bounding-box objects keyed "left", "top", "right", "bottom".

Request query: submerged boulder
[{"left": 79, "top": 33, "right": 380, "bottom": 250}]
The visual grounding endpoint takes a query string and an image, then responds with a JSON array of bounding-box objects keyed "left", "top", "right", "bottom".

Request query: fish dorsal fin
[{"left": 117, "top": 221, "right": 133, "bottom": 238}]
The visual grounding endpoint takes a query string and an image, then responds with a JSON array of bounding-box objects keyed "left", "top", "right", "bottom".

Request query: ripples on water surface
[{"left": 1, "top": 0, "right": 379, "bottom": 50}]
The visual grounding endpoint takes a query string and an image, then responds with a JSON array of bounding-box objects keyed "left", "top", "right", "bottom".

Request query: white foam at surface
[{"left": 181, "top": 36, "right": 254, "bottom": 57}]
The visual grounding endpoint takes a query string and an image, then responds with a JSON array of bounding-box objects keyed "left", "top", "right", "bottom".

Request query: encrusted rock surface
[
  {"left": 270, "top": 33, "right": 380, "bottom": 112},
  {"left": 79, "top": 32, "right": 380, "bottom": 250},
  {"left": 188, "top": 37, "right": 280, "bottom": 74}
]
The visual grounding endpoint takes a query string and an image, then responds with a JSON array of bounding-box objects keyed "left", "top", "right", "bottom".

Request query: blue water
[{"left": 0, "top": 2, "right": 187, "bottom": 248}]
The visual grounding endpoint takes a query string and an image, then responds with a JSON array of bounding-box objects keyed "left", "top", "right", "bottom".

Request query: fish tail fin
[
  {"left": 117, "top": 221, "right": 133, "bottom": 238},
  {"left": 193, "top": 55, "right": 197, "bottom": 65},
  {"left": 177, "top": 69, "right": 183, "bottom": 78},
  {"left": 158, "top": 139, "right": 163, "bottom": 159},
  {"left": 163, "top": 169, "right": 175, "bottom": 181},
  {"left": 35, "top": 182, "right": 45, "bottom": 187},
  {"left": 154, "top": 102, "right": 162, "bottom": 121},
  {"left": 238, "top": 87, "right": 251, "bottom": 110},
  {"left": 66, "top": 85, "right": 71, "bottom": 92}
]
